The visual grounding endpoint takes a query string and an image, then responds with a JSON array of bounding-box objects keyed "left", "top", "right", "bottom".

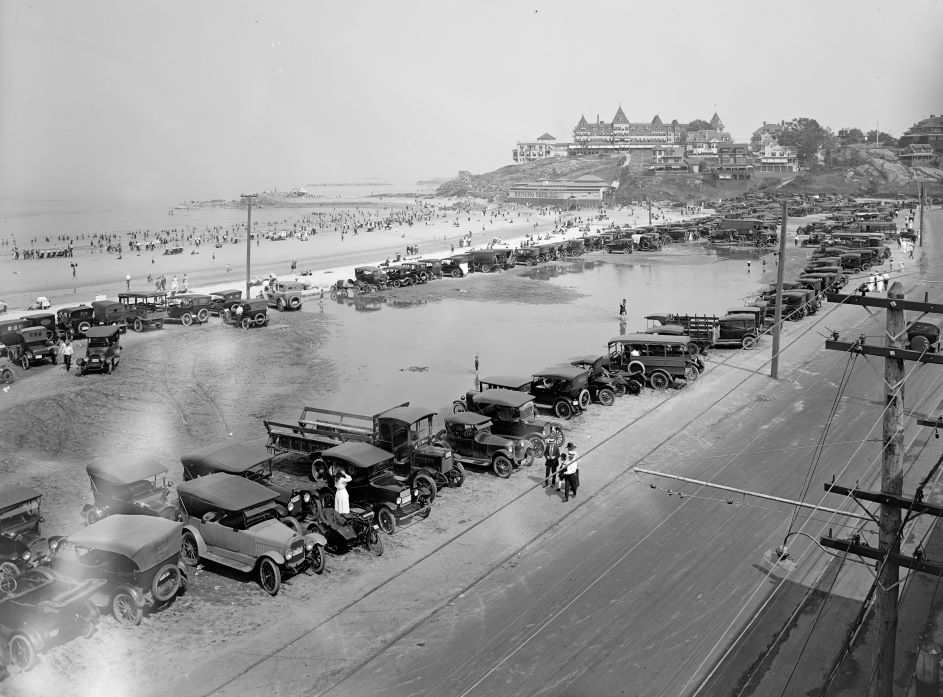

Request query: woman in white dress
[{"left": 334, "top": 468, "right": 353, "bottom": 514}]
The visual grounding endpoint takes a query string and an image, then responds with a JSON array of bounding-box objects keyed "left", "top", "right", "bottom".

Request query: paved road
[{"left": 210, "top": 210, "right": 943, "bottom": 697}]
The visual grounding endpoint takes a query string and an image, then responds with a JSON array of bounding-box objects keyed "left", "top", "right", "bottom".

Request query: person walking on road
[
  {"left": 125, "top": 274, "right": 131, "bottom": 291},
  {"left": 619, "top": 298, "right": 627, "bottom": 320},
  {"left": 61, "top": 338, "right": 74, "bottom": 372},
  {"left": 543, "top": 440, "right": 561, "bottom": 488},
  {"left": 561, "top": 442, "right": 581, "bottom": 501}
]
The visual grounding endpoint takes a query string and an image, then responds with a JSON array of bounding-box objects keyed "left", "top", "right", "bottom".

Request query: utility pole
[
  {"left": 647, "top": 197, "right": 652, "bottom": 226},
  {"left": 770, "top": 201, "right": 787, "bottom": 379},
  {"left": 241, "top": 194, "right": 256, "bottom": 301},
  {"left": 819, "top": 286, "right": 943, "bottom": 697},
  {"left": 875, "top": 281, "right": 905, "bottom": 697}
]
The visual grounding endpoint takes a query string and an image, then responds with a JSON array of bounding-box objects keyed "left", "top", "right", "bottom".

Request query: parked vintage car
[
  {"left": 513, "top": 247, "right": 542, "bottom": 266},
  {"left": 353, "top": 266, "right": 390, "bottom": 290},
  {"left": 0, "top": 488, "right": 61, "bottom": 582},
  {"left": 383, "top": 265, "right": 420, "bottom": 287},
  {"left": 166, "top": 293, "right": 213, "bottom": 326},
  {"left": 307, "top": 506, "right": 383, "bottom": 556},
  {"left": 311, "top": 442, "right": 433, "bottom": 535},
  {"left": 176, "top": 473, "right": 326, "bottom": 595},
  {"left": 118, "top": 292, "right": 168, "bottom": 332},
  {"left": 82, "top": 458, "right": 178, "bottom": 524},
  {"left": 434, "top": 413, "right": 532, "bottom": 478},
  {"left": 91, "top": 300, "right": 128, "bottom": 332},
  {"left": 607, "top": 334, "right": 700, "bottom": 389},
  {"left": 0, "top": 567, "right": 102, "bottom": 670},
  {"left": 51, "top": 515, "right": 187, "bottom": 626},
  {"left": 373, "top": 405, "right": 464, "bottom": 496},
  {"left": 23, "top": 313, "right": 56, "bottom": 336},
  {"left": 715, "top": 314, "right": 760, "bottom": 349},
  {"left": 569, "top": 355, "right": 634, "bottom": 400},
  {"left": 208, "top": 289, "right": 243, "bottom": 316},
  {"left": 4, "top": 327, "right": 57, "bottom": 370},
  {"left": 55, "top": 306, "right": 95, "bottom": 339},
  {"left": 402, "top": 260, "right": 441, "bottom": 281},
  {"left": 441, "top": 254, "right": 472, "bottom": 277},
  {"left": 78, "top": 326, "right": 122, "bottom": 375},
  {"left": 181, "top": 442, "right": 313, "bottom": 526},
  {"left": 265, "top": 281, "right": 305, "bottom": 311},
  {"left": 604, "top": 238, "right": 635, "bottom": 254},
  {"left": 222, "top": 298, "right": 269, "bottom": 329},
  {"left": 477, "top": 372, "right": 587, "bottom": 420},
  {"left": 468, "top": 249, "right": 510, "bottom": 273},
  {"left": 451, "top": 388, "right": 564, "bottom": 455}
]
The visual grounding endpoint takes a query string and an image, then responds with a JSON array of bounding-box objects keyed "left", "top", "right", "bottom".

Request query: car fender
[
  {"left": 304, "top": 531, "right": 327, "bottom": 548},
  {"left": 259, "top": 551, "right": 285, "bottom": 567},
  {"left": 114, "top": 583, "right": 147, "bottom": 608},
  {"left": 182, "top": 525, "right": 207, "bottom": 556}
]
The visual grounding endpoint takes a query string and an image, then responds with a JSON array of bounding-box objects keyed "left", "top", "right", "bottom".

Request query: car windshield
[
  {"left": 0, "top": 499, "right": 41, "bottom": 532},
  {"left": 88, "top": 337, "right": 113, "bottom": 348},
  {"left": 243, "top": 504, "right": 279, "bottom": 528},
  {"left": 516, "top": 402, "right": 536, "bottom": 419},
  {"left": 124, "top": 477, "right": 162, "bottom": 501}
]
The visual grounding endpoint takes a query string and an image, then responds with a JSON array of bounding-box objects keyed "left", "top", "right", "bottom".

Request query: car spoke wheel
[
  {"left": 180, "top": 531, "right": 200, "bottom": 566},
  {"left": 626, "top": 378, "right": 642, "bottom": 395},
  {"left": 553, "top": 400, "right": 573, "bottom": 420},
  {"left": 276, "top": 298, "right": 285, "bottom": 311},
  {"left": 448, "top": 462, "right": 465, "bottom": 488},
  {"left": 577, "top": 389, "right": 591, "bottom": 410},
  {"left": 151, "top": 563, "right": 182, "bottom": 603},
  {"left": 78, "top": 601, "right": 99, "bottom": 638},
  {"left": 649, "top": 371, "right": 670, "bottom": 390},
  {"left": 492, "top": 454, "right": 513, "bottom": 478},
  {"left": 258, "top": 558, "right": 281, "bottom": 596},
  {"left": 450, "top": 269, "right": 461, "bottom": 278},
  {"left": 181, "top": 313, "right": 193, "bottom": 326},
  {"left": 197, "top": 309, "right": 209, "bottom": 323},
  {"left": 21, "top": 356, "right": 30, "bottom": 370},
  {"left": 320, "top": 491, "right": 335, "bottom": 510},
  {"left": 309, "top": 544, "right": 325, "bottom": 574},
  {"left": 240, "top": 317, "right": 251, "bottom": 329},
  {"left": 112, "top": 592, "right": 143, "bottom": 627},
  {"left": 0, "top": 367, "right": 14, "bottom": 384},
  {"left": 742, "top": 335, "right": 758, "bottom": 350},
  {"left": 598, "top": 388, "right": 615, "bottom": 406},
  {"left": 9, "top": 633, "right": 37, "bottom": 671},
  {"left": 684, "top": 365, "right": 699, "bottom": 382},
  {"left": 133, "top": 318, "right": 143, "bottom": 332},
  {"left": 367, "top": 529, "right": 384, "bottom": 556},
  {"left": 612, "top": 382, "right": 626, "bottom": 397},
  {"left": 412, "top": 473, "right": 437, "bottom": 504},
  {"left": 528, "top": 435, "right": 546, "bottom": 457},
  {"left": 550, "top": 426, "right": 565, "bottom": 445},
  {"left": 376, "top": 507, "right": 397, "bottom": 535}
]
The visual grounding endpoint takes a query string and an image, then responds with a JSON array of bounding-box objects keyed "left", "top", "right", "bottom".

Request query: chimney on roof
[{"left": 596, "top": 114, "right": 600, "bottom": 124}]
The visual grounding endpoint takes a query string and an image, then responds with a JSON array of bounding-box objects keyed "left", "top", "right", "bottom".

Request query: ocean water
[{"left": 0, "top": 183, "right": 436, "bottom": 243}]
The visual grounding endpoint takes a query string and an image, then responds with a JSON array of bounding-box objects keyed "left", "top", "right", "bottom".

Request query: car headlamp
[
  {"left": 302, "top": 492, "right": 311, "bottom": 504},
  {"left": 286, "top": 502, "right": 294, "bottom": 512},
  {"left": 21, "top": 551, "right": 31, "bottom": 561},
  {"left": 305, "top": 541, "right": 314, "bottom": 552}
]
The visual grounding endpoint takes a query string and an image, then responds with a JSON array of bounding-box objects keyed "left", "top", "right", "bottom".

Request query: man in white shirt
[{"left": 561, "top": 442, "right": 580, "bottom": 501}]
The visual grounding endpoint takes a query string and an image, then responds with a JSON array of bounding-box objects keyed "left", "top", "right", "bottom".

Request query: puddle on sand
[{"left": 301, "top": 250, "right": 769, "bottom": 411}]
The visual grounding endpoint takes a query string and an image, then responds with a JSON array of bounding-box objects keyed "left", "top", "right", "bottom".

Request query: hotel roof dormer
[
  {"left": 613, "top": 106, "right": 630, "bottom": 125},
  {"left": 652, "top": 114, "right": 663, "bottom": 125}
]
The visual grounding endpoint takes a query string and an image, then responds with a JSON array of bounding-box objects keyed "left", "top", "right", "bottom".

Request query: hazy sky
[{"left": 1, "top": 0, "right": 941, "bottom": 204}]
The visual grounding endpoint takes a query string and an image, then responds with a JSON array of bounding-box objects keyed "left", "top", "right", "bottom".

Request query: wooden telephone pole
[
  {"left": 770, "top": 201, "right": 787, "bottom": 379},
  {"left": 821, "top": 286, "right": 943, "bottom": 697},
  {"left": 241, "top": 194, "right": 257, "bottom": 301}
]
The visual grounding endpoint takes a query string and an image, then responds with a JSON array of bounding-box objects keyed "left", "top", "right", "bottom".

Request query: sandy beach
[{"left": 0, "top": 197, "right": 689, "bottom": 315}]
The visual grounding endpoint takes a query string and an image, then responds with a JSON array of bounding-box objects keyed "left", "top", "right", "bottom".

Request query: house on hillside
[
  {"left": 507, "top": 175, "right": 609, "bottom": 208},
  {"left": 899, "top": 115, "right": 943, "bottom": 147},
  {"left": 647, "top": 145, "right": 695, "bottom": 174},
  {"left": 685, "top": 129, "right": 732, "bottom": 159},
  {"left": 512, "top": 133, "right": 569, "bottom": 163},
  {"left": 750, "top": 121, "right": 785, "bottom": 150},
  {"left": 752, "top": 143, "right": 799, "bottom": 175},
  {"left": 711, "top": 143, "right": 753, "bottom": 181},
  {"left": 898, "top": 144, "right": 937, "bottom": 167}
]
